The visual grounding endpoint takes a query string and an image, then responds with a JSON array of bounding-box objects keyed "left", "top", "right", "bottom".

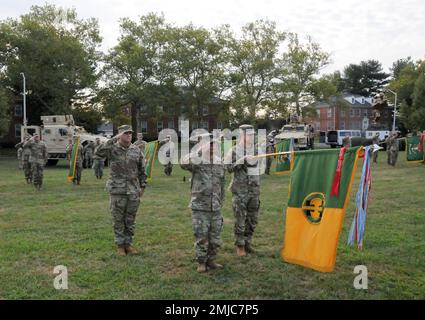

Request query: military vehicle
[
  {"left": 21, "top": 115, "right": 107, "bottom": 165},
  {"left": 274, "top": 124, "right": 310, "bottom": 150}
]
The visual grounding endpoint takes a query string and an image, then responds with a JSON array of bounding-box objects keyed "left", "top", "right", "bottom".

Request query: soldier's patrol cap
[{"left": 118, "top": 125, "right": 133, "bottom": 134}]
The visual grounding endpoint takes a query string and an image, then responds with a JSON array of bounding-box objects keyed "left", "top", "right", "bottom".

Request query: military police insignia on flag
[{"left": 282, "top": 147, "right": 362, "bottom": 272}]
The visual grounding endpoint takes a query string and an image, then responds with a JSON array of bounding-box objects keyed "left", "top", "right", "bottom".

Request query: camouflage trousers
[
  {"left": 110, "top": 194, "right": 140, "bottom": 245},
  {"left": 372, "top": 150, "right": 378, "bottom": 163},
  {"left": 265, "top": 157, "right": 273, "bottom": 175},
  {"left": 192, "top": 210, "right": 223, "bottom": 263},
  {"left": 85, "top": 154, "right": 93, "bottom": 168},
  {"left": 164, "top": 162, "right": 173, "bottom": 176},
  {"left": 93, "top": 159, "right": 104, "bottom": 178},
  {"left": 23, "top": 159, "right": 32, "bottom": 181},
  {"left": 387, "top": 150, "right": 398, "bottom": 166},
  {"left": 232, "top": 193, "right": 260, "bottom": 246},
  {"left": 72, "top": 161, "right": 83, "bottom": 183},
  {"left": 30, "top": 162, "right": 44, "bottom": 187}
]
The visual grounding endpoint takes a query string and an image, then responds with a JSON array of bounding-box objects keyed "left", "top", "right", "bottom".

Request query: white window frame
[
  {"left": 157, "top": 121, "right": 163, "bottom": 133},
  {"left": 15, "top": 124, "right": 22, "bottom": 138},
  {"left": 15, "top": 104, "right": 23, "bottom": 117},
  {"left": 168, "top": 120, "right": 174, "bottom": 129},
  {"left": 141, "top": 120, "right": 148, "bottom": 133}
]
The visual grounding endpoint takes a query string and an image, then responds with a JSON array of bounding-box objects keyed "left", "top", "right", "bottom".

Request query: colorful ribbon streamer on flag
[{"left": 348, "top": 146, "right": 372, "bottom": 249}]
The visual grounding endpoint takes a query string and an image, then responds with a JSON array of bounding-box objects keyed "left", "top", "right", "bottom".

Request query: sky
[{"left": 1, "top": 0, "right": 425, "bottom": 74}]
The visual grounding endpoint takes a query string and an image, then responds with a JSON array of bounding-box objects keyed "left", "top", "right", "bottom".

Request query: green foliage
[
  {"left": 342, "top": 60, "right": 390, "bottom": 96},
  {"left": 274, "top": 33, "right": 330, "bottom": 118},
  {"left": 71, "top": 103, "right": 103, "bottom": 134},
  {"left": 0, "top": 4, "right": 102, "bottom": 125},
  {"left": 390, "top": 60, "right": 425, "bottom": 131},
  {"left": 0, "top": 85, "right": 11, "bottom": 135}
]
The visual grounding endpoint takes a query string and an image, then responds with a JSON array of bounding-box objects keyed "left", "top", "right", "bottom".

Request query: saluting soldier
[{"left": 23, "top": 134, "right": 48, "bottom": 190}]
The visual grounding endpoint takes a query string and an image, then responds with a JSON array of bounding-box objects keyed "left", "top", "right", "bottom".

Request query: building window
[
  {"left": 141, "top": 120, "right": 147, "bottom": 133},
  {"left": 351, "top": 97, "right": 355, "bottom": 104},
  {"left": 15, "top": 124, "right": 22, "bottom": 138},
  {"left": 327, "top": 109, "right": 332, "bottom": 118},
  {"left": 140, "top": 105, "right": 148, "bottom": 113},
  {"left": 157, "top": 121, "right": 163, "bottom": 133},
  {"left": 15, "top": 105, "right": 23, "bottom": 117},
  {"left": 200, "top": 121, "right": 209, "bottom": 130},
  {"left": 340, "top": 121, "right": 345, "bottom": 129},
  {"left": 191, "top": 121, "right": 199, "bottom": 131},
  {"left": 340, "top": 110, "right": 345, "bottom": 117},
  {"left": 216, "top": 121, "right": 223, "bottom": 129},
  {"left": 168, "top": 120, "right": 175, "bottom": 129},
  {"left": 355, "top": 109, "right": 360, "bottom": 116},
  {"left": 202, "top": 106, "right": 209, "bottom": 116},
  {"left": 350, "top": 109, "right": 354, "bottom": 117},
  {"left": 363, "top": 110, "right": 368, "bottom": 117}
]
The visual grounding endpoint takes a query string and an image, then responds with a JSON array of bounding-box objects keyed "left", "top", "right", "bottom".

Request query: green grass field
[{"left": 0, "top": 150, "right": 424, "bottom": 299}]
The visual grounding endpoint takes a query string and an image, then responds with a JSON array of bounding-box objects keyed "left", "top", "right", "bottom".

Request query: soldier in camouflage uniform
[
  {"left": 265, "top": 133, "right": 275, "bottom": 175},
  {"left": 225, "top": 124, "right": 261, "bottom": 257},
  {"left": 23, "top": 134, "right": 48, "bottom": 190},
  {"left": 386, "top": 132, "right": 399, "bottom": 166},
  {"left": 92, "top": 137, "right": 105, "bottom": 179},
  {"left": 134, "top": 133, "right": 147, "bottom": 154},
  {"left": 372, "top": 133, "right": 380, "bottom": 164},
  {"left": 342, "top": 135, "right": 351, "bottom": 148},
  {"left": 95, "top": 125, "right": 147, "bottom": 256},
  {"left": 15, "top": 134, "right": 32, "bottom": 183},
  {"left": 181, "top": 137, "right": 225, "bottom": 273},
  {"left": 66, "top": 135, "right": 84, "bottom": 185},
  {"left": 83, "top": 140, "right": 95, "bottom": 169},
  {"left": 160, "top": 135, "right": 174, "bottom": 176}
]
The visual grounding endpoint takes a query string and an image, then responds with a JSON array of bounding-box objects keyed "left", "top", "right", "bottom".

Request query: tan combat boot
[
  {"left": 207, "top": 260, "right": 223, "bottom": 270},
  {"left": 117, "top": 244, "right": 126, "bottom": 256},
  {"left": 125, "top": 244, "right": 139, "bottom": 255},
  {"left": 236, "top": 245, "right": 247, "bottom": 257},
  {"left": 197, "top": 263, "right": 207, "bottom": 273}
]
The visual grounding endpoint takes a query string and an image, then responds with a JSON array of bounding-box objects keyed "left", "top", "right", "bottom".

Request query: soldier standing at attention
[
  {"left": 23, "top": 134, "right": 48, "bottom": 190},
  {"left": 181, "top": 137, "right": 225, "bottom": 273},
  {"left": 83, "top": 140, "right": 95, "bottom": 169},
  {"left": 66, "top": 135, "right": 84, "bottom": 185},
  {"left": 225, "top": 124, "right": 261, "bottom": 257},
  {"left": 134, "top": 133, "right": 147, "bottom": 154},
  {"left": 372, "top": 133, "right": 380, "bottom": 164},
  {"left": 386, "top": 132, "right": 399, "bottom": 166},
  {"left": 265, "top": 132, "right": 275, "bottom": 175},
  {"left": 15, "top": 134, "right": 32, "bottom": 183},
  {"left": 160, "top": 135, "right": 175, "bottom": 176},
  {"left": 92, "top": 137, "right": 105, "bottom": 179},
  {"left": 95, "top": 125, "right": 147, "bottom": 256}
]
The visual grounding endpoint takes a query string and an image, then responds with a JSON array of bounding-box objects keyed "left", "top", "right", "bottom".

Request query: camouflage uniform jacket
[
  {"left": 15, "top": 141, "right": 31, "bottom": 160},
  {"left": 95, "top": 138, "right": 147, "bottom": 195},
  {"left": 66, "top": 143, "right": 84, "bottom": 163},
  {"left": 83, "top": 142, "right": 95, "bottom": 155},
  {"left": 386, "top": 136, "right": 399, "bottom": 152},
  {"left": 181, "top": 153, "right": 225, "bottom": 211},
  {"left": 93, "top": 143, "right": 105, "bottom": 160},
  {"left": 225, "top": 144, "right": 260, "bottom": 195},
  {"left": 134, "top": 139, "right": 147, "bottom": 154},
  {"left": 23, "top": 140, "right": 48, "bottom": 165}
]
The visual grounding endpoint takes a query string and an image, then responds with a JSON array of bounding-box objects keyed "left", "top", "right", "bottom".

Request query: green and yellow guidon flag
[
  {"left": 274, "top": 139, "right": 293, "bottom": 174},
  {"left": 282, "top": 147, "right": 362, "bottom": 272},
  {"left": 406, "top": 136, "right": 424, "bottom": 162},
  {"left": 144, "top": 140, "right": 158, "bottom": 180},
  {"left": 67, "top": 136, "right": 80, "bottom": 182}
]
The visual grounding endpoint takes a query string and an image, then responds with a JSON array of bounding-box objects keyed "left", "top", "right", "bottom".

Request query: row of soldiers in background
[
  {"left": 15, "top": 133, "right": 48, "bottom": 190},
  {"left": 181, "top": 124, "right": 261, "bottom": 273}
]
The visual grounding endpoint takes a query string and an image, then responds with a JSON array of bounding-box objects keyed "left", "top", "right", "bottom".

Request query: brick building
[{"left": 313, "top": 94, "right": 393, "bottom": 132}]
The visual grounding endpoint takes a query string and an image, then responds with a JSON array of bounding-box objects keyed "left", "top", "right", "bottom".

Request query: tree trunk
[{"left": 131, "top": 103, "right": 139, "bottom": 143}]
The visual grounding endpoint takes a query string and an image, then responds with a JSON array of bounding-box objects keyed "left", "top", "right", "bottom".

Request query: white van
[
  {"left": 326, "top": 130, "right": 362, "bottom": 148},
  {"left": 365, "top": 130, "right": 390, "bottom": 141}
]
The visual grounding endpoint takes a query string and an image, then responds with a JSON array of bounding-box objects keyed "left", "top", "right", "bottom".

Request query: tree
[
  {"left": 228, "top": 19, "right": 285, "bottom": 124},
  {"left": 0, "top": 4, "right": 102, "bottom": 125},
  {"left": 389, "top": 60, "right": 425, "bottom": 131},
  {"left": 71, "top": 102, "right": 103, "bottom": 134},
  {"left": 342, "top": 60, "right": 390, "bottom": 96},
  {"left": 102, "top": 13, "right": 171, "bottom": 135},
  {"left": 165, "top": 24, "right": 230, "bottom": 122},
  {"left": 274, "top": 33, "right": 330, "bottom": 119},
  {"left": 0, "top": 85, "right": 11, "bottom": 136},
  {"left": 390, "top": 57, "right": 414, "bottom": 80}
]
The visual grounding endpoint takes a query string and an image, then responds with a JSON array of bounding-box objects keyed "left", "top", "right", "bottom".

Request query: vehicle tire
[{"left": 46, "top": 159, "right": 59, "bottom": 166}]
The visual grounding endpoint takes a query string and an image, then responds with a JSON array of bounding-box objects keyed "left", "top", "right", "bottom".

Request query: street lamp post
[
  {"left": 385, "top": 88, "right": 397, "bottom": 132},
  {"left": 20, "top": 72, "right": 27, "bottom": 127}
]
